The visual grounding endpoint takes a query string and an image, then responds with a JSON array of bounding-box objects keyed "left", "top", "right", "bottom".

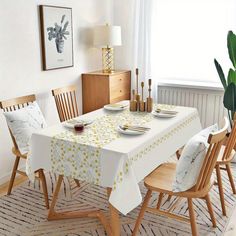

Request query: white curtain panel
[{"left": 132, "top": 0, "right": 157, "bottom": 102}]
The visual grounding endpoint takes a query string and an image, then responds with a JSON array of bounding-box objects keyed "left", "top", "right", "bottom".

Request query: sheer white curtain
[
  {"left": 151, "top": 0, "right": 236, "bottom": 84},
  {"left": 132, "top": 0, "right": 157, "bottom": 102}
]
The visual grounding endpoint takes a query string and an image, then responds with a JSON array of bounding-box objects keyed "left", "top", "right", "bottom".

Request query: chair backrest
[
  {"left": 194, "top": 117, "right": 229, "bottom": 191},
  {"left": 222, "top": 113, "right": 236, "bottom": 161},
  {"left": 52, "top": 85, "right": 79, "bottom": 122},
  {"left": 0, "top": 94, "right": 36, "bottom": 151}
]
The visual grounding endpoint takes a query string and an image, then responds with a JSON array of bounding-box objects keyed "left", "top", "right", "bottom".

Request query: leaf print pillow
[
  {"left": 172, "top": 124, "right": 218, "bottom": 192},
  {"left": 4, "top": 102, "right": 47, "bottom": 154}
]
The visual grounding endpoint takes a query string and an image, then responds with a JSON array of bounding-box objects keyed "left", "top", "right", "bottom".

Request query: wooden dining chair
[
  {"left": 0, "top": 94, "right": 49, "bottom": 209},
  {"left": 175, "top": 114, "right": 236, "bottom": 216},
  {"left": 52, "top": 85, "right": 81, "bottom": 188},
  {"left": 132, "top": 117, "right": 229, "bottom": 236},
  {"left": 214, "top": 113, "right": 236, "bottom": 216},
  {"left": 52, "top": 85, "right": 79, "bottom": 122}
]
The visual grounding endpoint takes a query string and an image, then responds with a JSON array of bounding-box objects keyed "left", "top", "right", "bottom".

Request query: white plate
[
  {"left": 155, "top": 109, "right": 178, "bottom": 115},
  {"left": 63, "top": 123, "right": 75, "bottom": 129},
  {"left": 63, "top": 119, "right": 94, "bottom": 129},
  {"left": 117, "top": 126, "right": 145, "bottom": 135},
  {"left": 152, "top": 111, "right": 177, "bottom": 118},
  {"left": 104, "top": 104, "right": 127, "bottom": 111}
]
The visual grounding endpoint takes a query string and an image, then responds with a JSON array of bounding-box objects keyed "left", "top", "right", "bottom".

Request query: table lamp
[{"left": 93, "top": 24, "right": 122, "bottom": 73}]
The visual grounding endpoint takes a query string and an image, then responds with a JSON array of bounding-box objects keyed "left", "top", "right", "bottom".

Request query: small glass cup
[{"left": 74, "top": 123, "right": 84, "bottom": 133}]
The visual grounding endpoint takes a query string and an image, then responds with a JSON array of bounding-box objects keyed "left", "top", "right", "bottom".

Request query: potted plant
[
  {"left": 47, "top": 15, "right": 70, "bottom": 53},
  {"left": 214, "top": 31, "right": 236, "bottom": 127}
]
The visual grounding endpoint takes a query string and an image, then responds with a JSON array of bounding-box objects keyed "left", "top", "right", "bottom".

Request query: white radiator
[{"left": 158, "top": 84, "right": 226, "bottom": 128}]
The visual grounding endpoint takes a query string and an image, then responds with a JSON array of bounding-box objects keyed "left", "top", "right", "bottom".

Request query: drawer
[
  {"left": 109, "top": 73, "right": 130, "bottom": 89},
  {"left": 110, "top": 93, "right": 130, "bottom": 104},
  {"left": 109, "top": 73, "right": 131, "bottom": 101},
  {"left": 110, "top": 85, "right": 130, "bottom": 100}
]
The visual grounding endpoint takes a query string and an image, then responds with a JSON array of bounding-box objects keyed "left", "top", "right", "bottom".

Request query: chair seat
[
  {"left": 144, "top": 162, "right": 213, "bottom": 198},
  {"left": 216, "top": 146, "right": 235, "bottom": 164},
  {"left": 145, "top": 163, "right": 176, "bottom": 192},
  {"left": 12, "top": 147, "right": 27, "bottom": 159}
]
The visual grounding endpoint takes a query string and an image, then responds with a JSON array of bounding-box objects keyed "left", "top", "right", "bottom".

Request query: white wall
[{"left": 0, "top": 0, "right": 112, "bottom": 183}]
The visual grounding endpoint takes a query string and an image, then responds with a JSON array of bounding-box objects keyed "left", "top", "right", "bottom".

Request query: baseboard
[{"left": 0, "top": 164, "right": 26, "bottom": 185}]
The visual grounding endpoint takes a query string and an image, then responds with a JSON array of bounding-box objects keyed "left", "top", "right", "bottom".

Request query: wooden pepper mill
[
  {"left": 130, "top": 89, "right": 137, "bottom": 111},
  {"left": 135, "top": 68, "right": 141, "bottom": 110},
  {"left": 139, "top": 82, "right": 146, "bottom": 112},
  {"left": 146, "top": 79, "right": 153, "bottom": 112}
]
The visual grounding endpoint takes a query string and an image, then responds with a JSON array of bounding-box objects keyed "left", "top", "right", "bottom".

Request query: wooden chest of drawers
[{"left": 82, "top": 70, "right": 131, "bottom": 114}]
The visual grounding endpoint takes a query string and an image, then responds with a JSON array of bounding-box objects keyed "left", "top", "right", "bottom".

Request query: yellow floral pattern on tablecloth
[
  {"left": 50, "top": 108, "right": 155, "bottom": 185},
  {"left": 112, "top": 110, "right": 199, "bottom": 190}
]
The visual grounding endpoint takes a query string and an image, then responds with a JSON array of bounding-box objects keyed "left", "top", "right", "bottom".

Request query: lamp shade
[{"left": 93, "top": 25, "right": 122, "bottom": 47}]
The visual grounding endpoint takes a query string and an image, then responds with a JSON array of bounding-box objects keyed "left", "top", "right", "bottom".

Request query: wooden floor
[{"left": 0, "top": 175, "right": 236, "bottom": 235}]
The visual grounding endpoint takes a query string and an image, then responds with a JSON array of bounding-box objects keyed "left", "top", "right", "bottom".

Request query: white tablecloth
[{"left": 26, "top": 104, "right": 201, "bottom": 215}]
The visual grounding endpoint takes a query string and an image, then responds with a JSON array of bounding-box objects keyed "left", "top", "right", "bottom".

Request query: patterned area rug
[{"left": 0, "top": 164, "right": 235, "bottom": 236}]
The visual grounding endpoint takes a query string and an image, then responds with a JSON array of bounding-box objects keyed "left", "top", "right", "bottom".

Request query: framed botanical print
[{"left": 39, "top": 5, "right": 74, "bottom": 70}]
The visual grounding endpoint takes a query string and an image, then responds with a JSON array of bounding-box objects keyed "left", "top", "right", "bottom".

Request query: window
[{"left": 151, "top": 0, "right": 236, "bottom": 84}]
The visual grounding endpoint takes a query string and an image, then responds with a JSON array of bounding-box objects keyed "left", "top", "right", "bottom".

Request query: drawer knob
[
  {"left": 120, "top": 79, "right": 122, "bottom": 81},
  {"left": 120, "top": 90, "right": 122, "bottom": 93}
]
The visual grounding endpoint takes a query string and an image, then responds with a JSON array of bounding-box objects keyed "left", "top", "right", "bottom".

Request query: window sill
[{"left": 158, "top": 79, "right": 224, "bottom": 91}]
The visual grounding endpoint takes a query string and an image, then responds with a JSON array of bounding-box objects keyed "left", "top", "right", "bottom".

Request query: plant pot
[{"left": 55, "top": 39, "right": 64, "bottom": 53}]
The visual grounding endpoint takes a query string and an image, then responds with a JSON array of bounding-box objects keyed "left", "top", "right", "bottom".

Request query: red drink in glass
[{"left": 74, "top": 123, "right": 84, "bottom": 132}]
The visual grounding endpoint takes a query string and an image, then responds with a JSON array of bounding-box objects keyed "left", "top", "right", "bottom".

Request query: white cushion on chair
[
  {"left": 4, "top": 102, "right": 47, "bottom": 154},
  {"left": 172, "top": 124, "right": 218, "bottom": 192}
]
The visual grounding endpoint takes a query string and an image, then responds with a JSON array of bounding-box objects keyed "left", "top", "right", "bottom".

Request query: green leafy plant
[
  {"left": 214, "top": 31, "right": 236, "bottom": 126},
  {"left": 47, "top": 15, "right": 70, "bottom": 53}
]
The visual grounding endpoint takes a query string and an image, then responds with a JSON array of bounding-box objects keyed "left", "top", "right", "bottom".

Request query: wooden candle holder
[
  {"left": 129, "top": 69, "right": 153, "bottom": 113},
  {"left": 139, "top": 81, "right": 145, "bottom": 112},
  {"left": 130, "top": 89, "right": 137, "bottom": 112},
  {"left": 146, "top": 79, "right": 153, "bottom": 112},
  {"left": 130, "top": 101, "right": 137, "bottom": 111},
  {"left": 136, "top": 95, "right": 140, "bottom": 111},
  {"left": 135, "top": 68, "right": 140, "bottom": 103},
  {"left": 139, "top": 101, "right": 146, "bottom": 112},
  {"left": 146, "top": 98, "right": 153, "bottom": 112}
]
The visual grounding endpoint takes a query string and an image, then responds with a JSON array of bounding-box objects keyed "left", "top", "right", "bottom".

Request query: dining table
[{"left": 26, "top": 101, "right": 202, "bottom": 236}]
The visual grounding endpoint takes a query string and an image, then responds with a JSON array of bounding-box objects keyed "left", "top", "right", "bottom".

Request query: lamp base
[
  {"left": 102, "top": 69, "right": 115, "bottom": 73},
  {"left": 102, "top": 47, "right": 114, "bottom": 73}
]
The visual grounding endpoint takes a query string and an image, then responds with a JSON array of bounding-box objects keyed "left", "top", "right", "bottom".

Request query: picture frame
[{"left": 39, "top": 5, "right": 74, "bottom": 71}]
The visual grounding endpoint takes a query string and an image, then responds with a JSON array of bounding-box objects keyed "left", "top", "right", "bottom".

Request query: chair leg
[
  {"left": 188, "top": 198, "right": 197, "bottom": 236},
  {"left": 167, "top": 195, "right": 172, "bottom": 201},
  {"left": 38, "top": 169, "right": 50, "bottom": 209},
  {"left": 132, "top": 190, "right": 152, "bottom": 236},
  {"left": 48, "top": 175, "right": 63, "bottom": 218},
  {"left": 215, "top": 165, "right": 227, "bottom": 216},
  {"left": 74, "top": 179, "right": 80, "bottom": 188},
  {"left": 205, "top": 194, "right": 217, "bottom": 228},
  {"left": 7, "top": 156, "right": 20, "bottom": 195},
  {"left": 225, "top": 164, "right": 236, "bottom": 194},
  {"left": 156, "top": 192, "right": 164, "bottom": 209}
]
